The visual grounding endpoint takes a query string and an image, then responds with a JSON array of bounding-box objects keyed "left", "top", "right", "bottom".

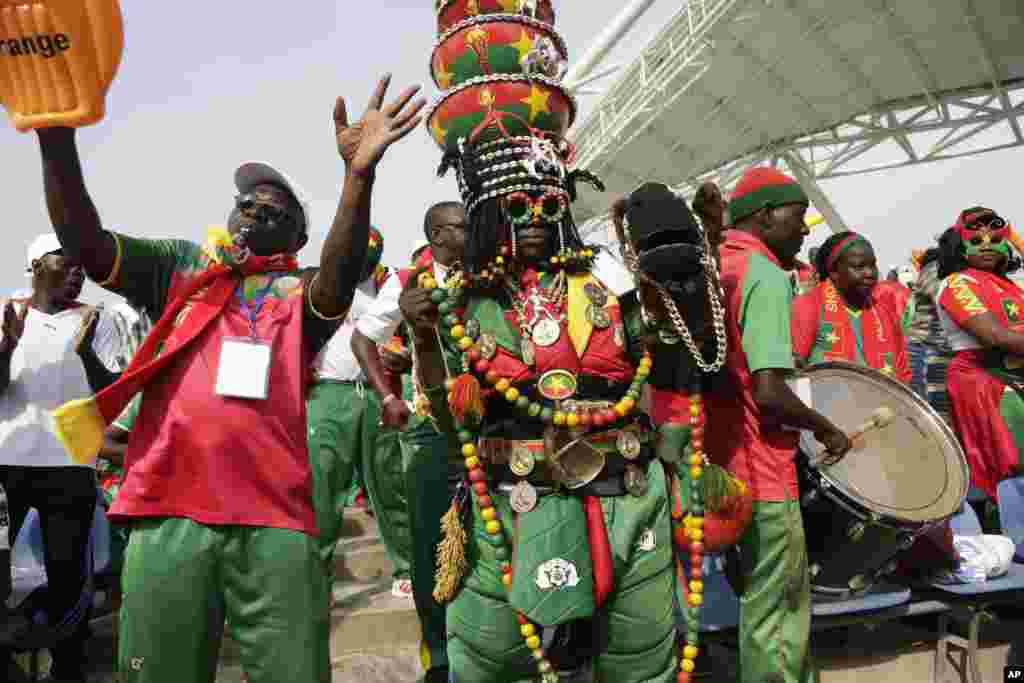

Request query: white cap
[
  {"left": 234, "top": 161, "right": 311, "bottom": 230},
  {"left": 25, "top": 233, "right": 62, "bottom": 273}
]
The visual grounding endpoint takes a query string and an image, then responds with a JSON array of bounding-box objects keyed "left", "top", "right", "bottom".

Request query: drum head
[{"left": 798, "top": 362, "right": 968, "bottom": 524}]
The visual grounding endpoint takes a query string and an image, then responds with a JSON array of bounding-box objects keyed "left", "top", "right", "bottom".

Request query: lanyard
[{"left": 236, "top": 275, "right": 278, "bottom": 339}]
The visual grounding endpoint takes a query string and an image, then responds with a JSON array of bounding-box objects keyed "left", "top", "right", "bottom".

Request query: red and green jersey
[
  {"left": 791, "top": 282, "right": 911, "bottom": 383},
  {"left": 705, "top": 230, "right": 800, "bottom": 501},
  {"left": 100, "top": 233, "right": 334, "bottom": 534}
]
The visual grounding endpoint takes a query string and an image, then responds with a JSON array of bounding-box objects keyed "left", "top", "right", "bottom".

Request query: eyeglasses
[
  {"left": 235, "top": 193, "right": 305, "bottom": 231},
  {"left": 962, "top": 212, "right": 1006, "bottom": 231},
  {"left": 504, "top": 191, "right": 568, "bottom": 227}
]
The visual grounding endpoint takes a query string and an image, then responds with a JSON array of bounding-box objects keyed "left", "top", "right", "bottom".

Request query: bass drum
[{"left": 796, "top": 361, "right": 968, "bottom": 598}]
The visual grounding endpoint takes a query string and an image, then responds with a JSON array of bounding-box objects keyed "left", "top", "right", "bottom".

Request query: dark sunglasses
[{"left": 235, "top": 193, "right": 305, "bottom": 231}]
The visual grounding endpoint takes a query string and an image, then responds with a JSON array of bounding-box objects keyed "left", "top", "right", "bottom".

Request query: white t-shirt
[
  {"left": 0, "top": 302, "right": 97, "bottom": 468},
  {"left": 357, "top": 262, "right": 449, "bottom": 344},
  {"left": 311, "top": 279, "right": 377, "bottom": 382}
]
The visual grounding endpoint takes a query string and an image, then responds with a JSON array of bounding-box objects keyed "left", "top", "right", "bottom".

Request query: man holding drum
[{"left": 705, "top": 167, "right": 852, "bottom": 683}]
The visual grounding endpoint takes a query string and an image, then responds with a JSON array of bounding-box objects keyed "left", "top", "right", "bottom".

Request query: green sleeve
[
  {"left": 739, "top": 254, "right": 796, "bottom": 372},
  {"left": 105, "top": 233, "right": 205, "bottom": 321}
]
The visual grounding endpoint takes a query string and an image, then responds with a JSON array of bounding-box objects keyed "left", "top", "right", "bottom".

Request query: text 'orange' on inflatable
[{"left": 0, "top": 0, "right": 123, "bottom": 132}]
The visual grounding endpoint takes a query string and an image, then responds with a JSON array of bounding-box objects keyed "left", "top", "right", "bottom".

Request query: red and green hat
[
  {"left": 435, "top": 0, "right": 556, "bottom": 35},
  {"left": 361, "top": 226, "right": 384, "bottom": 282},
  {"left": 727, "top": 167, "right": 809, "bottom": 224}
]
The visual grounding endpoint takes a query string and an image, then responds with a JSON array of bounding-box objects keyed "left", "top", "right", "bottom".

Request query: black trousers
[{"left": 0, "top": 465, "right": 97, "bottom": 677}]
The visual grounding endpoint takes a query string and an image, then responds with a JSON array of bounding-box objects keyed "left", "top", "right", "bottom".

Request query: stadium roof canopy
[{"left": 568, "top": 0, "right": 1024, "bottom": 231}]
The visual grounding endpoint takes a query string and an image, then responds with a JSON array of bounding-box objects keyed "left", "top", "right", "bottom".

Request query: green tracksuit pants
[
  {"left": 447, "top": 459, "right": 678, "bottom": 683},
  {"left": 307, "top": 380, "right": 411, "bottom": 579},
  {"left": 118, "top": 518, "right": 329, "bottom": 683}
]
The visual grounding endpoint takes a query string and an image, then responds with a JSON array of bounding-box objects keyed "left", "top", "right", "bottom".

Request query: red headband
[
  {"left": 826, "top": 233, "right": 869, "bottom": 273},
  {"left": 955, "top": 209, "right": 1008, "bottom": 242}
]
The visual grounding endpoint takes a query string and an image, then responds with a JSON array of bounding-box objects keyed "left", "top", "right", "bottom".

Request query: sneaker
[{"left": 391, "top": 579, "right": 413, "bottom": 598}]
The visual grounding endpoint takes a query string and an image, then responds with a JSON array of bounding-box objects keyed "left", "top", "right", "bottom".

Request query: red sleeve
[
  {"left": 790, "top": 291, "right": 819, "bottom": 362},
  {"left": 938, "top": 274, "right": 990, "bottom": 328}
]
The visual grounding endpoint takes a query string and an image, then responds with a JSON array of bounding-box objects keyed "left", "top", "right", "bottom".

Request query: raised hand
[
  {"left": 72, "top": 306, "right": 101, "bottom": 356},
  {"left": 399, "top": 265, "right": 440, "bottom": 335},
  {"left": 0, "top": 300, "right": 27, "bottom": 354},
  {"left": 335, "top": 74, "right": 426, "bottom": 177}
]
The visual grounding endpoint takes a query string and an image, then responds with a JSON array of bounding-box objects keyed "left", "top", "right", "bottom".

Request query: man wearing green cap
[{"left": 705, "top": 168, "right": 851, "bottom": 683}]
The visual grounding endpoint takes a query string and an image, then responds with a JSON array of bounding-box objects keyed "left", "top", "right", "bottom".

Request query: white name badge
[{"left": 215, "top": 337, "right": 271, "bottom": 400}]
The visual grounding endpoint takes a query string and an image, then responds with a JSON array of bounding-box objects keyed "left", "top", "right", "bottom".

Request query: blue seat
[
  {"left": 996, "top": 475, "right": 1024, "bottom": 562},
  {"left": 811, "top": 583, "right": 911, "bottom": 618}
]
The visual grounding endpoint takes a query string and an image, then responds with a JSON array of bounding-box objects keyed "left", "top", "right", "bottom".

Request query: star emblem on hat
[
  {"left": 520, "top": 84, "right": 551, "bottom": 123},
  {"left": 511, "top": 28, "right": 535, "bottom": 61}
]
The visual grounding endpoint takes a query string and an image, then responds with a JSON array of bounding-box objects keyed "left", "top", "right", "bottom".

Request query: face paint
[{"left": 965, "top": 232, "right": 1011, "bottom": 258}]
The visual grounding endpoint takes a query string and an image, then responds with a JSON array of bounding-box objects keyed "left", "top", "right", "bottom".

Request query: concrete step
[
  {"left": 340, "top": 511, "right": 378, "bottom": 540},
  {"left": 333, "top": 538, "right": 395, "bottom": 584},
  {"left": 330, "top": 646, "right": 423, "bottom": 683},
  {"left": 330, "top": 586, "right": 421, "bottom": 658}
]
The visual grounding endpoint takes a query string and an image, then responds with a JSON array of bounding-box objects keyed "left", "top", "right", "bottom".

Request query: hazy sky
[{"left": 2, "top": 2, "right": 1021, "bottom": 302}]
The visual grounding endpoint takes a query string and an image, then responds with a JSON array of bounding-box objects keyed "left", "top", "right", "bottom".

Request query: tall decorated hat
[{"left": 426, "top": 0, "right": 603, "bottom": 274}]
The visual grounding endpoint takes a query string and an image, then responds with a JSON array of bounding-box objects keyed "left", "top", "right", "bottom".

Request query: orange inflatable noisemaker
[{"left": 0, "top": 0, "right": 123, "bottom": 131}]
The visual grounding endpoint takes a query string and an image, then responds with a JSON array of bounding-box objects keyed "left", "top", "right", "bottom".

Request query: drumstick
[{"left": 809, "top": 406, "right": 896, "bottom": 467}]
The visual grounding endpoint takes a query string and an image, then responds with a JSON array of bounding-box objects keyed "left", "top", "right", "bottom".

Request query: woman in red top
[
  {"left": 937, "top": 208, "right": 1024, "bottom": 500},
  {"left": 791, "top": 231, "right": 911, "bottom": 383}
]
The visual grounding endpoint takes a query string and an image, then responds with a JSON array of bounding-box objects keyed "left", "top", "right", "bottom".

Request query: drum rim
[{"left": 797, "top": 360, "right": 969, "bottom": 524}]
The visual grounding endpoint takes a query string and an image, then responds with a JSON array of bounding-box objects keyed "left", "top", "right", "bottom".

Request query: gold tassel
[{"left": 433, "top": 501, "right": 468, "bottom": 603}]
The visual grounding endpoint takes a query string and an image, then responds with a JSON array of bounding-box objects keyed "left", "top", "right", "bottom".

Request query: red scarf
[
  {"left": 813, "top": 280, "right": 895, "bottom": 373},
  {"left": 53, "top": 251, "right": 298, "bottom": 464}
]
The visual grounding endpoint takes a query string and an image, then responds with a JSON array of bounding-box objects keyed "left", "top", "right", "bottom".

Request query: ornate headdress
[{"left": 426, "top": 0, "right": 603, "bottom": 276}]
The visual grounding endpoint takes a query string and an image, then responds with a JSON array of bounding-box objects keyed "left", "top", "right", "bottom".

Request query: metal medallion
[
  {"left": 613, "top": 324, "right": 625, "bottom": 348},
  {"left": 584, "top": 282, "right": 608, "bottom": 307},
  {"left": 464, "top": 319, "right": 480, "bottom": 339},
  {"left": 616, "top": 431, "right": 642, "bottom": 460},
  {"left": 521, "top": 338, "right": 536, "bottom": 366},
  {"left": 509, "top": 446, "right": 536, "bottom": 477},
  {"left": 586, "top": 304, "right": 611, "bottom": 329},
  {"left": 532, "top": 317, "right": 561, "bottom": 347},
  {"left": 624, "top": 464, "right": 648, "bottom": 497},
  {"left": 510, "top": 480, "right": 538, "bottom": 514},
  {"left": 538, "top": 369, "right": 578, "bottom": 401},
  {"left": 478, "top": 332, "right": 497, "bottom": 360}
]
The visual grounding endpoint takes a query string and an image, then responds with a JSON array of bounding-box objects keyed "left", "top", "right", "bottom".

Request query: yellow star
[
  {"left": 431, "top": 116, "right": 447, "bottom": 146},
  {"left": 510, "top": 28, "right": 535, "bottom": 61},
  {"left": 434, "top": 55, "right": 454, "bottom": 90},
  {"left": 1009, "top": 303, "right": 1019, "bottom": 318},
  {"left": 826, "top": 332, "right": 840, "bottom": 344},
  {"left": 496, "top": 0, "right": 521, "bottom": 11},
  {"left": 520, "top": 84, "right": 551, "bottom": 123}
]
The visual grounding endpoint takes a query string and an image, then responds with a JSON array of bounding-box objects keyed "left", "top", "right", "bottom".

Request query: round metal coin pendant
[
  {"left": 616, "top": 431, "right": 642, "bottom": 460},
  {"left": 624, "top": 464, "right": 648, "bottom": 497},
  {"left": 510, "top": 480, "right": 538, "bottom": 513},
  {"left": 587, "top": 304, "right": 611, "bottom": 329},
  {"left": 509, "top": 446, "right": 536, "bottom": 477},
  {"left": 532, "top": 317, "right": 561, "bottom": 347},
  {"left": 584, "top": 282, "right": 608, "bottom": 307},
  {"left": 478, "top": 333, "right": 498, "bottom": 360},
  {"left": 521, "top": 338, "right": 536, "bottom": 366}
]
